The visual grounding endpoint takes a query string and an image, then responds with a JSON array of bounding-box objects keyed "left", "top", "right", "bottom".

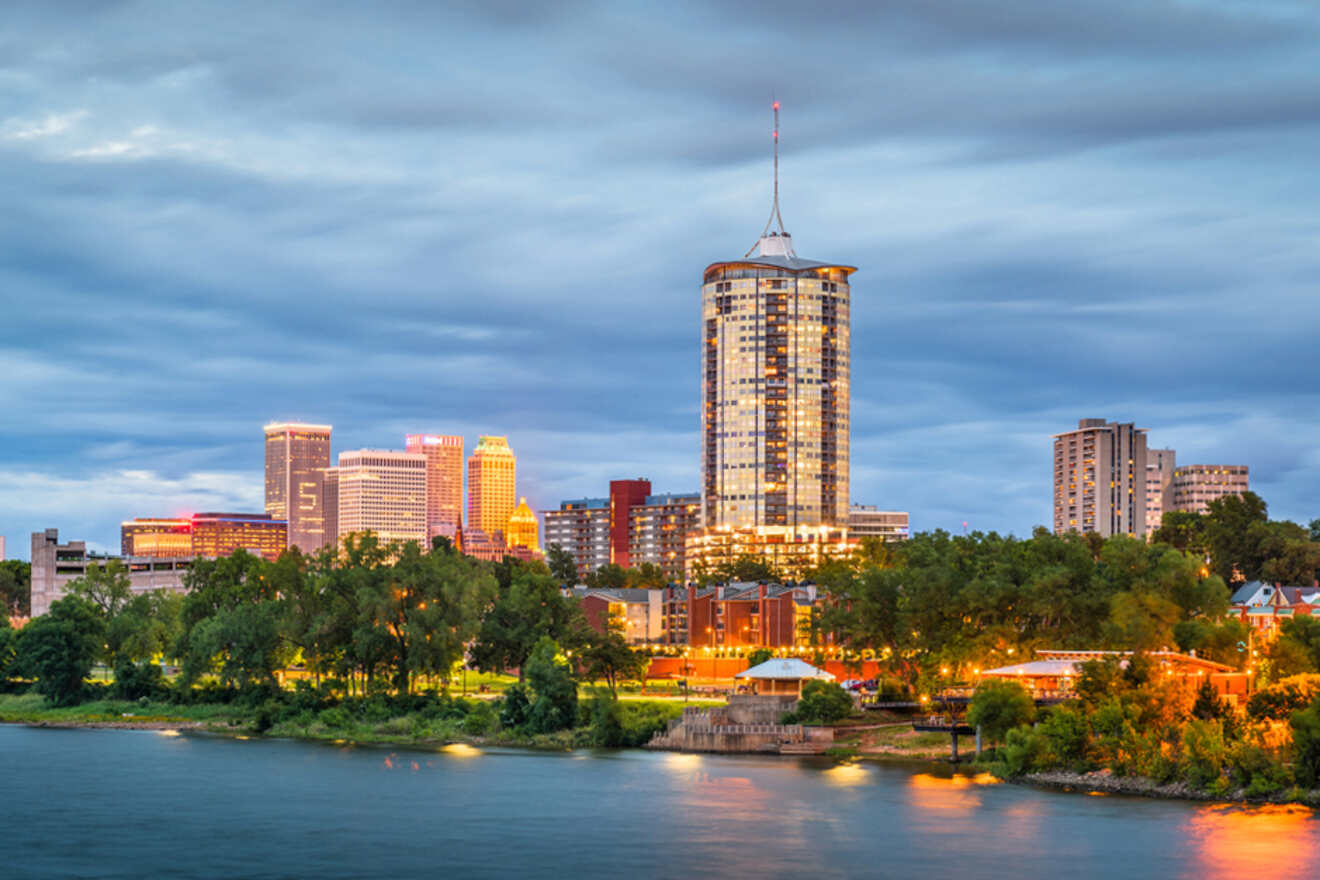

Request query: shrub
[
  {"left": 462, "top": 701, "right": 496, "bottom": 736},
  {"left": 588, "top": 693, "right": 626, "bottom": 747},
  {"left": 1290, "top": 695, "right": 1320, "bottom": 789},
  {"left": 110, "top": 658, "right": 167, "bottom": 702},
  {"left": 1035, "top": 706, "right": 1090, "bottom": 771},
  {"left": 499, "top": 685, "right": 531, "bottom": 730},
  {"left": 317, "top": 706, "right": 353, "bottom": 730},
  {"left": 783, "top": 680, "right": 854, "bottom": 725},
  {"left": 1181, "top": 719, "right": 1227, "bottom": 789},
  {"left": 967, "top": 680, "right": 1035, "bottom": 745},
  {"left": 997, "top": 726, "right": 1051, "bottom": 777}
]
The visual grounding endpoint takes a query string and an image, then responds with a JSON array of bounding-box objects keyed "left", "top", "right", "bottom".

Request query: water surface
[{"left": 3, "top": 726, "right": 1317, "bottom": 879}]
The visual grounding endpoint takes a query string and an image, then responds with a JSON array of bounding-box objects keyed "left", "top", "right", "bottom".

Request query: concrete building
[
  {"left": 609, "top": 479, "right": 652, "bottom": 568},
  {"left": 1172, "top": 464, "right": 1250, "bottom": 515},
  {"left": 467, "top": 436, "right": 516, "bottom": 538},
  {"left": 848, "top": 506, "right": 910, "bottom": 541},
  {"left": 1145, "top": 448, "right": 1176, "bottom": 537},
  {"left": 332, "top": 450, "right": 428, "bottom": 546},
  {"left": 404, "top": 433, "right": 464, "bottom": 542},
  {"left": 506, "top": 497, "right": 540, "bottom": 554},
  {"left": 264, "top": 422, "right": 332, "bottom": 553},
  {"left": 30, "top": 529, "right": 191, "bottom": 617},
  {"left": 629, "top": 492, "right": 701, "bottom": 583},
  {"left": 121, "top": 513, "right": 288, "bottom": 561},
  {"left": 1052, "top": 418, "right": 1148, "bottom": 537},
  {"left": 543, "top": 498, "right": 610, "bottom": 580}
]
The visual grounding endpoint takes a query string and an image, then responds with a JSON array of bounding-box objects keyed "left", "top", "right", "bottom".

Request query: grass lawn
[{"left": 0, "top": 692, "right": 245, "bottom": 725}]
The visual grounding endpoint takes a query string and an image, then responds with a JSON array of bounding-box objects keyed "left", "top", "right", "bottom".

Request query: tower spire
[{"left": 747, "top": 99, "right": 796, "bottom": 258}]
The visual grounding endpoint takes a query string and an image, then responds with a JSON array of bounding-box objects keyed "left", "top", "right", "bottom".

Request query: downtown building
[
  {"left": 121, "top": 513, "right": 288, "bottom": 562},
  {"left": 466, "top": 436, "right": 516, "bottom": 540},
  {"left": 1052, "top": 418, "right": 1148, "bottom": 538},
  {"left": 264, "top": 422, "right": 332, "bottom": 553},
  {"left": 687, "top": 106, "right": 858, "bottom": 579},
  {"left": 1145, "top": 448, "right": 1177, "bottom": 537},
  {"left": 404, "top": 433, "right": 464, "bottom": 542},
  {"left": 1171, "top": 464, "right": 1250, "bottom": 516},
  {"left": 848, "top": 506, "right": 910, "bottom": 541},
  {"left": 324, "top": 450, "right": 428, "bottom": 547},
  {"left": 30, "top": 528, "right": 192, "bottom": 617}
]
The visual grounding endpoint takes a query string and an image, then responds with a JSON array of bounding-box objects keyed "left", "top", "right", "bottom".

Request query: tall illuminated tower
[
  {"left": 264, "top": 422, "right": 332, "bottom": 553},
  {"left": 404, "top": 433, "right": 464, "bottom": 541},
  {"left": 467, "top": 436, "right": 516, "bottom": 538},
  {"left": 700, "top": 104, "right": 855, "bottom": 531}
]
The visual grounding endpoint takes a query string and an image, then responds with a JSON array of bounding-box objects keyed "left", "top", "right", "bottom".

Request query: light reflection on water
[
  {"left": 1184, "top": 804, "right": 1320, "bottom": 880},
  {"left": 3, "top": 727, "right": 1316, "bottom": 880}
]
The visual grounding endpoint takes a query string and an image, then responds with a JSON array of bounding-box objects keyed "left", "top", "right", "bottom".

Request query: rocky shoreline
[{"left": 1020, "top": 768, "right": 1320, "bottom": 807}]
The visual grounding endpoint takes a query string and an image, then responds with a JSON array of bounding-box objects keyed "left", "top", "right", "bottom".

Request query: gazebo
[{"left": 735, "top": 658, "right": 835, "bottom": 697}]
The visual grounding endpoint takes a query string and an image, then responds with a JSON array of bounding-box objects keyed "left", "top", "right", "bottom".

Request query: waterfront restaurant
[{"left": 735, "top": 658, "right": 835, "bottom": 697}]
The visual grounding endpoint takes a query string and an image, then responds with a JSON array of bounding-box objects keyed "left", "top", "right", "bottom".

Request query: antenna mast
[{"left": 747, "top": 100, "right": 795, "bottom": 258}]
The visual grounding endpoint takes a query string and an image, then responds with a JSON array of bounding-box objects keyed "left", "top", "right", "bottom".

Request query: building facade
[
  {"left": 609, "top": 479, "right": 651, "bottom": 568},
  {"left": 404, "top": 433, "right": 464, "bottom": 541},
  {"left": 847, "top": 506, "right": 910, "bottom": 541},
  {"left": 628, "top": 492, "right": 701, "bottom": 583},
  {"left": 506, "top": 497, "right": 540, "bottom": 553},
  {"left": 332, "top": 450, "right": 428, "bottom": 546},
  {"left": 1145, "top": 448, "right": 1176, "bottom": 537},
  {"left": 121, "top": 513, "right": 287, "bottom": 561},
  {"left": 264, "top": 422, "right": 332, "bottom": 553},
  {"left": 662, "top": 582, "right": 818, "bottom": 649},
  {"left": 467, "top": 436, "right": 516, "bottom": 538},
  {"left": 1172, "top": 464, "right": 1250, "bottom": 515},
  {"left": 1052, "top": 418, "right": 1148, "bottom": 537},
  {"left": 685, "top": 525, "right": 858, "bottom": 582},
  {"left": 30, "top": 529, "right": 191, "bottom": 617},
  {"left": 543, "top": 498, "right": 610, "bottom": 580}
]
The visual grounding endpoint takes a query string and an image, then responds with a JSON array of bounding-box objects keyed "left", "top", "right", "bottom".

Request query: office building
[
  {"left": 264, "top": 422, "right": 332, "bottom": 552},
  {"left": 120, "top": 513, "right": 287, "bottom": 561},
  {"left": 332, "top": 450, "right": 428, "bottom": 546},
  {"left": 404, "top": 433, "right": 464, "bottom": 541},
  {"left": 1172, "top": 465, "right": 1250, "bottom": 515},
  {"left": 628, "top": 492, "right": 701, "bottom": 583},
  {"left": 848, "top": 506, "right": 910, "bottom": 541},
  {"left": 543, "top": 498, "right": 611, "bottom": 580},
  {"left": 467, "top": 436, "right": 516, "bottom": 538},
  {"left": 506, "top": 497, "right": 540, "bottom": 553},
  {"left": 30, "top": 529, "right": 191, "bottom": 617},
  {"left": 1145, "top": 448, "right": 1176, "bottom": 537},
  {"left": 1052, "top": 418, "right": 1148, "bottom": 537}
]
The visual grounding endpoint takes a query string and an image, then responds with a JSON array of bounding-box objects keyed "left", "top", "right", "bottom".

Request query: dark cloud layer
[{"left": 2, "top": 0, "right": 1319, "bottom": 555}]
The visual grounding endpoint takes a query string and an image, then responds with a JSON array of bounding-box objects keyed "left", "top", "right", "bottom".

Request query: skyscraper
[
  {"left": 404, "top": 433, "right": 464, "bottom": 541},
  {"left": 264, "top": 422, "right": 332, "bottom": 553},
  {"left": 332, "top": 450, "right": 428, "bottom": 546},
  {"left": 467, "top": 436, "right": 516, "bottom": 538},
  {"left": 506, "top": 497, "right": 540, "bottom": 554},
  {"left": 700, "top": 104, "right": 855, "bottom": 531},
  {"left": 1145, "top": 448, "right": 1176, "bottom": 537},
  {"left": 1052, "top": 418, "right": 1148, "bottom": 537}
]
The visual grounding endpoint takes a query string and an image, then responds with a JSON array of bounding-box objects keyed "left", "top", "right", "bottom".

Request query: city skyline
[{"left": 5, "top": 3, "right": 1320, "bottom": 556}]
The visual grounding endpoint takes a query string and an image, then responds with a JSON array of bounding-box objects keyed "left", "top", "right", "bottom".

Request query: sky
[{"left": 3, "top": 0, "right": 1320, "bottom": 558}]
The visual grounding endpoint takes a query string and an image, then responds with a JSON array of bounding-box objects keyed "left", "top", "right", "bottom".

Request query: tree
[
  {"left": 1203, "top": 491, "right": 1270, "bottom": 582},
  {"left": 524, "top": 637, "right": 577, "bottom": 733},
  {"left": 1151, "top": 511, "right": 1207, "bottom": 556},
  {"left": 746, "top": 648, "right": 774, "bottom": 668},
  {"left": 0, "top": 561, "right": 31, "bottom": 618},
  {"left": 584, "top": 564, "right": 628, "bottom": 590},
  {"left": 64, "top": 559, "right": 134, "bottom": 620},
  {"left": 784, "top": 679, "right": 854, "bottom": 724},
  {"left": 546, "top": 543, "right": 578, "bottom": 585},
  {"left": 470, "top": 569, "right": 587, "bottom": 680},
  {"left": 1291, "top": 695, "right": 1320, "bottom": 789},
  {"left": 967, "top": 679, "right": 1035, "bottom": 745},
  {"left": 579, "top": 623, "right": 648, "bottom": 697},
  {"left": 15, "top": 595, "right": 105, "bottom": 706},
  {"left": 625, "top": 562, "right": 667, "bottom": 589}
]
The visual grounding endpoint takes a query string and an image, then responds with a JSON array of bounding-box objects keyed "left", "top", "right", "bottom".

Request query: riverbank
[{"left": 1017, "top": 768, "right": 1320, "bottom": 808}]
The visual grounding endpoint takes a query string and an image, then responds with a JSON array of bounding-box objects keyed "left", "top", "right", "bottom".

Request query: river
[{"left": 3, "top": 725, "right": 1317, "bottom": 879}]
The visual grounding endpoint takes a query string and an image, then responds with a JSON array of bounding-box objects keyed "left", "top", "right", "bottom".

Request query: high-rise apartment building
[
  {"left": 543, "top": 498, "right": 611, "bottom": 580},
  {"left": 628, "top": 492, "right": 701, "bottom": 583},
  {"left": 467, "top": 436, "right": 516, "bottom": 538},
  {"left": 1145, "top": 448, "right": 1176, "bottom": 536},
  {"left": 1172, "top": 465, "right": 1249, "bottom": 515},
  {"left": 699, "top": 105, "right": 854, "bottom": 532},
  {"left": 264, "top": 422, "right": 332, "bottom": 553},
  {"left": 609, "top": 479, "right": 651, "bottom": 568},
  {"left": 404, "top": 434, "right": 464, "bottom": 541},
  {"left": 121, "top": 513, "right": 287, "bottom": 561},
  {"left": 1052, "top": 418, "right": 1148, "bottom": 537},
  {"left": 332, "top": 450, "right": 428, "bottom": 546}
]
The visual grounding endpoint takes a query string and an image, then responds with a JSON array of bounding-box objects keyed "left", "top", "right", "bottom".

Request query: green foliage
[
  {"left": 1180, "top": 719, "right": 1227, "bottom": 789},
  {"left": 545, "top": 543, "right": 578, "bottom": 585},
  {"left": 967, "top": 679, "right": 1035, "bottom": 744},
  {"left": 1191, "top": 678, "right": 1228, "bottom": 722},
  {"left": 782, "top": 679, "right": 854, "bottom": 725},
  {"left": 1246, "top": 676, "right": 1320, "bottom": 722},
  {"left": 110, "top": 657, "right": 167, "bottom": 701},
  {"left": 746, "top": 648, "right": 774, "bottom": 669},
  {"left": 578, "top": 623, "right": 648, "bottom": 696},
  {"left": 524, "top": 637, "right": 577, "bottom": 734},
  {"left": 0, "top": 561, "right": 31, "bottom": 618},
  {"left": 1226, "top": 742, "right": 1290, "bottom": 796},
  {"left": 15, "top": 596, "right": 105, "bottom": 706},
  {"left": 498, "top": 685, "right": 531, "bottom": 729},
  {"left": 1291, "top": 695, "right": 1320, "bottom": 789},
  {"left": 470, "top": 568, "right": 587, "bottom": 680},
  {"left": 587, "top": 692, "right": 626, "bottom": 747},
  {"left": 461, "top": 700, "right": 497, "bottom": 736}
]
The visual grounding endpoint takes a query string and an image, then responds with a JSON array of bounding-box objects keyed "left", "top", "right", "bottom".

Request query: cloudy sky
[{"left": 4, "top": 0, "right": 1320, "bottom": 557}]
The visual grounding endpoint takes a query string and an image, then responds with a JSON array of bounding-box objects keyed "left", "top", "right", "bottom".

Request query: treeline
[
  {"left": 972, "top": 663, "right": 1320, "bottom": 799},
  {"left": 0, "top": 535, "right": 645, "bottom": 725}
]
